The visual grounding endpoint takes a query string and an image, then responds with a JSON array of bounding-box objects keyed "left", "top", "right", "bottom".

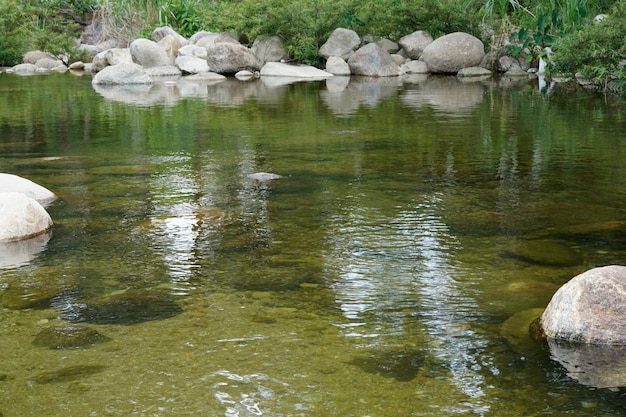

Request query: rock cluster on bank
[{"left": 6, "top": 25, "right": 528, "bottom": 83}]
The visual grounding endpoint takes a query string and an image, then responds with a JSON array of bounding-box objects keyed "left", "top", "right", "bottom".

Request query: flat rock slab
[{"left": 260, "top": 62, "right": 333, "bottom": 78}]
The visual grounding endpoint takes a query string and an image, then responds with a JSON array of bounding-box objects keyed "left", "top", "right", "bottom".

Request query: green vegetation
[{"left": 0, "top": 0, "right": 623, "bottom": 92}]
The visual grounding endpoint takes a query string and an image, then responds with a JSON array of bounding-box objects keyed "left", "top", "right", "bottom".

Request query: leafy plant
[
  {"left": 509, "top": 10, "right": 558, "bottom": 62},
  {"left": 551, "top": 3, "right": 626, "bottom": 91}
]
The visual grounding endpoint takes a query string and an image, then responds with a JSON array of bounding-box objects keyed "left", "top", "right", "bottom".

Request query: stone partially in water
[
  {"left": 30, "top": 365, "right": 106, "bottom": 384},
  {"left": 59, "top": 289, "right": 182, "bottom": 325},
  {"left": 246, "top": 172, "right": 283, "bottom": 181},
  {"left": 541, "top": 265, "right": 626, "bottom": 344},
  {"left": 501, "top": 308, "right": 545, "bottom": 354},
  {"left": 503, "top": 239, "right": 581, "bottom": 267},
  {"left": 32, "top": 325, "right": 111, "bottom": 349},
  {"left": 349, "top": 349, "right": 425, "bottom": 382}
]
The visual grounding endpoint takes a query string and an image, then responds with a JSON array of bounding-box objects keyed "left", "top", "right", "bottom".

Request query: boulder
[
  {"left": 498, "top": 55, "right": 530, "bottom": 73},
  {"left": 175, "top": 55, "right": 209, "bottom": 74},
  {"left": 260, "top": 62, "right": 333, "bottom": 78},
  {"left": 347, "top": 43, "right": 402, "bottom": 77},
  {"left": 92, "top": 48, "right": 132, "bottom": 72},
  {"left": 35, "top": 58, "right": 64, "bottom": 71},
  {"left": 401, "top": 60, "right": 429, "bottom": 74},
  {"left": 22, "top": 50, "right": 56, "bottom": 64},
  {"left": 92, "top": 62, "right": 153, "bottom": 85},
  {"left": 33, "top": 325, "right": 111, "bottom": 349},
  {"left": 151, "top": 26, "right": 187, "bottom": 46},
  {"left": 130, "top": 38, "right": 172, "bottom": 68},
  {"left": 399, "top": 30, "right": 433, "bottom": 59},
  {"left": 541, "top": 265, "right": 626, "bottom": 344},
  {"left": 189, "top": 31, "right": 214, "bottom": 44},
  {"left": 178, "top": 44, "right": 208, "bottom": 59},
  {"left": 325, "top": 56, "right": 351, "bottom": 76},
  {"left": 144, "top": 66, "right": 182, "bottom": 77},
  {"left": 376, "top": 38, "right": 400, "bottom": 54},
  {"left": 457, "top": 67, "right": 492, "bottom": 78},
  {"left": 319, "top": 28, "right": 361, "bottom": 60},
  {"left": 251, "top": 36, "right": 290, "bottom": 63},
  {"left": 10, "top": 63, "right": 36, "bottom": 75},
  {"left": 0, "top": 192, "right": 52, "bottom": 242},
  {"left": 157, "top": 34, "right": 183, "bottom": 64},
  {"left": 205, "top": 43, "right": 263, "bottom": 74},
  {"left": 0, "top": 173, "right": 56, "bottom": 205},
  {"left": 59, "top": 289, "right": 182, "bottom": 325},
  {"left": 420, "top": 32, "right": 485, "bottom": 74},
  {"left": 195, "top": 32, "right": 240, "bottom": 49}
]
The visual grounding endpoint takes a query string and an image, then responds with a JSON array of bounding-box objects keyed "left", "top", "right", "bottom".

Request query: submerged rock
[
  {"left": 349, "top": 349, "right": 425, "bottom": 382},
  {"left": 29, "top": 365, "right": 106, "bottom": 384},
  {"left": 59, "top": 289, "right": 182, "bottom": 325},
  {"left": 246, "top": 172, "right": 283, "bottom": 181},
  {"left": 503, "top": 239, "right": 581, "bottom": 267},
  {"left": 32, "top": 325, "right": 111, "bottom": 349},
  {"left": 1, "top": 267, "right": 76, "bottom": 309}
]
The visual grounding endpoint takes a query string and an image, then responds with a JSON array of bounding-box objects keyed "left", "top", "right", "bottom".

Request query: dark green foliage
[
  {"left": 0, "top": 0, "right": 29, "bottom": 65},
  {"left": 203, "top": 0, "right": 479, "bottom": 66},
  {"left": 551, "top": 2, "right": 626, "bottom": 91}
]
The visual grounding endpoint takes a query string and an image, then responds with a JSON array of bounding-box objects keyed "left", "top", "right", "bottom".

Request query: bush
[
  {"left": 203, "top": 0, "right": 480, "bottom": 66},
  {"left": 0, "top": 0, "right": 30, "bottom": 65},
  {"left": 551, "top": 2, "right": 626, "bottom": 91}
]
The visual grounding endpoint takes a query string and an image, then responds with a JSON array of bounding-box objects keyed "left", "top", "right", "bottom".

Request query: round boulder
[
  {"left": 541, "top": 265, "right": 626, "bottom": 344},
  {"left": 319, "top": 28, "right": 361, "bottom": 60},
  {"left": 420, "top": 32, "right": 485, "bottom": 74},
  {"left": 130, "top": 38, "right": 172, "bottom": 68},
  {"left": 0, "top": 173, "right": 56, "bottom": 205},
  {"left": 398, "top": 30, "right": 433, "bottom": 59},
  {"left": 0, "top": 192, "right": 52, "bottom": 242},
  {"left": 92, "top": 62, "right": 153, "bottom": 85},
  {"left": 347, "top": 43, "right": 402, "bottom": 77}
]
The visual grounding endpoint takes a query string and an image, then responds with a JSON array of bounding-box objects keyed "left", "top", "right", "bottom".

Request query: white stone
[
  {"left": 175, "top": 55, "right": 209, "bottom": 74},
  {"left": 0, "top": 173, "right": 56, "bottom": 205},
  {"left": 260, "top": 62, "right": 333, "bottom": 78},
  {"left": 0, "top": 192, "right": 53, "bottom": 242},
  {"left": 325, "top": 56, "right": 351, "bottom": 76}
]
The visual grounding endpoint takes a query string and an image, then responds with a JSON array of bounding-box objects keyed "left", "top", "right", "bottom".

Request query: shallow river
[{"left": 1, "top": 71, "right": 625, "bottom": 416}]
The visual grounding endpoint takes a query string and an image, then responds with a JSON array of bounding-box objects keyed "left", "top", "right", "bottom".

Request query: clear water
[{"left": 1, "top": 72, "right": 626, "bottom": 416}]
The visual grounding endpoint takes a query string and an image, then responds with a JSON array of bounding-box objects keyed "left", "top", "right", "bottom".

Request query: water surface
[{"left": 1, "top": 72, "right": 626, "bottom": 416}]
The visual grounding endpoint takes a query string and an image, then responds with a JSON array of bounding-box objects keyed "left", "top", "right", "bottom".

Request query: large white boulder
[
  {"left": 541, "top": 265, "right": 626, "bottom": 344},
  {"left": 0, "top": 173, "right": 56, "bottom": 206},
  {"left": 0, "top": 192, "right": 53, "bottom": 242},
  {"left": 420, "top": 32, "right": 485, "bottom": 74}
]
